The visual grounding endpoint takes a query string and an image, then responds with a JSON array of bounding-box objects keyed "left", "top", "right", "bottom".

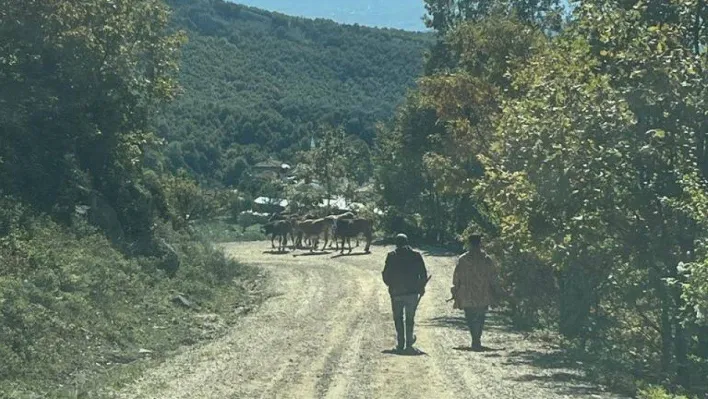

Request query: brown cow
[
  {"left": 262, "top": 219, "right": 292, "bottom": 252},
  {"left": 325, "top": 211, "right": 355, "bottom": 249},
  {"left": 293, "top": 218, "right": 332, "bottom": 252},
  {"left": 291, "top": 213, "right": 319, "bottom": 248},
  {"left": 333, "top": 218, "right": 373, "bottom": 254}
]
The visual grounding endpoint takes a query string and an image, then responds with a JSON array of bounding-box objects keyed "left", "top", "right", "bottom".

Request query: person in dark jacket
[{"left": 382, "top": 233, "right": 428, "bottom": 352}]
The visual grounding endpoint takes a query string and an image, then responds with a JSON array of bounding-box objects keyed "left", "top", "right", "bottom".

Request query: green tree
[
  {"left": 155, "top": 0, "right": 433, "bottom": 187},
  {"left": 423, "top": 0, "right": 564, "bottom": 33},
  {"left": 297, "top": 125, "right": 349, "bottom": 211},
  {"left": 478, "top": 0, "right": 707, "bottom": 389},
  {"left": 377, "top": 0, "right": 708, "bottom": 392},
  {"left": 0, "top": 0, "right": 185, "bottom": 239}
]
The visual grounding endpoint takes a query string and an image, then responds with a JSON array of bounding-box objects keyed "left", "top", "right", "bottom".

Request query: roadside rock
[{"left": 171, "top": 294, "right": 195, "bottom": 309}]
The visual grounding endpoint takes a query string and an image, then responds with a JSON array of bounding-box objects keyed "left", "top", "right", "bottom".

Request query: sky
[
  {"left": 231, "top": 1, "right": 575, "bottom": 32},
  {"left": 232, "top": 0, "right": 430, "bottom": 31}
]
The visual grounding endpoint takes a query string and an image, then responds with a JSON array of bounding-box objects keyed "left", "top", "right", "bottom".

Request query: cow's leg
[
  {"left": 271, "top": 233, "right": 276, "bottom": 249},
  {"left": 340, "top": 236, "right": 346, "bottom": 254},
  {"left": 348, "top": 237, "right": 353, "bottom": 253},
  {"left": 364, "top": 228, "right": 372, "bottom": 253}
]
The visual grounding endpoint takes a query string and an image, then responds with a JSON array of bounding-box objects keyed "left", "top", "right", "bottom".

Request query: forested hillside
[{"left": 154, "top": 0, "right": 432, "bottom": 185}]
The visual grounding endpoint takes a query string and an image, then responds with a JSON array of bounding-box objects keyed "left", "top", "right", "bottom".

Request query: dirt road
[{"left": 115, "top": 241, "right": 626, "bottom": 399}]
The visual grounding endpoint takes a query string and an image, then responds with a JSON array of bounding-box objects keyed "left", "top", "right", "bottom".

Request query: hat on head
[{"left": 395, "top": 233, "right": 408, "bottom": 248}]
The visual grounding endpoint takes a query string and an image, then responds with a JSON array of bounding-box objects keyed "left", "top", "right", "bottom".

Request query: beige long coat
[{"left": 451, "top": 250, "right": 501, "bottom": 309}]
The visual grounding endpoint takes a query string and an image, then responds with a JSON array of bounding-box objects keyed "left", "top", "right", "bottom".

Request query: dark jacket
[{"left": 382, "top": 246, "right": 428, "bottom": 296}]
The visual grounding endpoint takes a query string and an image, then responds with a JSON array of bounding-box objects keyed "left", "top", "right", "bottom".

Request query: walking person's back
[
  {"left": 451, "top": 234, "right": 501, "bottom": 351},
  {"left": 382, "top": 233, "right": 427, "bottom": 352}
]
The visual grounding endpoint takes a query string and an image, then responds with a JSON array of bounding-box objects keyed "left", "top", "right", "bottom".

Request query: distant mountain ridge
[
  {"left": 156, "top": 0, "right": 433, "bottom": 185},
  {"left": 231, "top": 0, "right": 429, "bottom": 31}
]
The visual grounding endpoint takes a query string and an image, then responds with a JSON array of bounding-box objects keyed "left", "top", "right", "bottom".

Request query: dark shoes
[
  {"left": 471, "top": 336, "right": 483, "bottom": 352},
  {"left": 394, "top": 334, "right": 417, "bottom": 353}
]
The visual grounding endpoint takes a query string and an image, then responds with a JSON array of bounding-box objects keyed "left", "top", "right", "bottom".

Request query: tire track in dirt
[
  {"left": 351, "top": 252, "right": 459, "bottom": 399},
  {"left": 256, "top": 262, "right": 361, "bottom": 399},
  {"left": 258, "top": 264, "right": 364, "bottom": 398},
  {"left": 317, "top": 259, "right": 384, "bottom": 399},
  {"left": 314, "top": 314, "right": 365, "bottom": 397}
]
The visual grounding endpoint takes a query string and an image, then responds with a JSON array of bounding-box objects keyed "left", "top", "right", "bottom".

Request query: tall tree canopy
[{"left": 0, "top": 0, "right": 185, "bottom": 238}]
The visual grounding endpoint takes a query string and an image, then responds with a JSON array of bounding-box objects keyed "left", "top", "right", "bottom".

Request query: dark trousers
[
  {"left": 391, "top": 294, "right": 419, "bottom": 349},
  {"left": 464, "top": 306, "right": 488, "bottom": 348}
]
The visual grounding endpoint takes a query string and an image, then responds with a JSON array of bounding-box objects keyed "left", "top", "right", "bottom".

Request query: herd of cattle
[{"left": 262, "top": 211, "right": 373, "bottom": 254}]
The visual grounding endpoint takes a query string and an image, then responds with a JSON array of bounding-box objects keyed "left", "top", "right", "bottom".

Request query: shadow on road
[
  {"left": 453, "top": 345, "right": 505, "bottom": 353},
  {"left": 503, "top": 349, "right": 581, "bottom": 370},
  {"left": 421, "top": 311, "right": 515, "bottom": 334},
  {"left": 502, "top": 348, "right": 632, "bottom": 397},
  {"left": 292, "top": 251, "right": 331, "bottom": 257},
  {"left": 381, "top": 348, "right": 427, "bottom": 356},
  {"left": 421, "top": 308, "right": 631, "bottom": 397},
  {"left": 262, "top": 250, "right": 291, "bottom": 255},
  {"left": 330, "top": 252, "right": 371, "bottom": 259},
  {"left": 419, "top": 246, "right": 460, "bottom": 257}
]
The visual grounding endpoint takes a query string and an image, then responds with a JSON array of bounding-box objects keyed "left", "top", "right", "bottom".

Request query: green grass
[
  {"left": 0, "top": 215, "right": 267, "bottom": 398},
  {"left": 190, "top": 218, "right": 266, "bottom": 243}
]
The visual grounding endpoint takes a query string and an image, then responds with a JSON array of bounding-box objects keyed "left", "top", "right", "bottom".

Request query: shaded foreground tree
[
  {"left": 0, "top": 0, "right": 185, "bottom": 242},
  {"left": 478, "top": 2, "right": 707, "bottom": 392}
]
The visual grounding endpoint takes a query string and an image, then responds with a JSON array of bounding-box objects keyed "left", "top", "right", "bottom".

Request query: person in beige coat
[{"left": 450, "top": 234, "right": 502, "bottom": 351}]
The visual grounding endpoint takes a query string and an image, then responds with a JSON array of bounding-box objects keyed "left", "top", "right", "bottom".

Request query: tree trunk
[
  {"left": 648, "top": 237, "right": 672, "bottom": 375},
  {"left": 673, "top": 235, "right": 694, "bottom": 388},
  {"left": 673, "top": 312, "right": 689, "bottom": 387},
  {"left": 657, "top": 273, "right": 673, "bottom": 375},
  {"left": 559, "top": 262, "right": 592, "bottom": 338},
  {"left": 693, "top": 0, "right": 704, "bottom": 55}
]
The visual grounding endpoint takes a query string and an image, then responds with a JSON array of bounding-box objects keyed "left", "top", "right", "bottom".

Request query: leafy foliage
[
  {"left": 378, "top": 0, "right": 708, "bottom": 394},
  {"left": 0, "top": 0, "right": 264, "bottom": 396},
  {"left": 0, "top": 200, "right": 261, "bottom": 397},
  {"left": 0, "top": 0, "right": 185, "bottom": 238}
]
